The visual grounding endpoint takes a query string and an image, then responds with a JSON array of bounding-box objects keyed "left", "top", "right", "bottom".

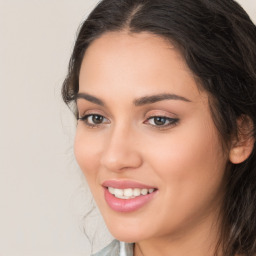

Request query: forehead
[
  {"left": 79, "top": 31, "right": 205, "bottom": 103},
  {"left": 81, "top": 31, "right": 189, "bottom": 75}
]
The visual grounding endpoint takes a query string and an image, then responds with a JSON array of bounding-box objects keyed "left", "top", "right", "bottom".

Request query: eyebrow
[
  {"left": 134, "top": 93, "right": 191, "bottom": 106},
  {"left": 76, "top": 93, "right": 105, "bottom": 106},
  {"left": 76, "top": 92, "right": 191, "bottom": 106}
]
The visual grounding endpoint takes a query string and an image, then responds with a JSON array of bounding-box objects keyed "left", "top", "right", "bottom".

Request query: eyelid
[
  {"left": 77, "top": 108, "right": 107, "bottom": 119},
  {"left": 77, "top": 106, "right": 111, "bottom": 127},
  {"left": 144, "top": 116, "right": 179, "bottom": 127},
  {"left": 144, "top": 109, "right": 177, "bottom": 119},
  {"left": 143, "top": 110, "right": 179, "bottom": 129},
  {"left": 78, "top": 113, "right": 110, "bottom": 129}
]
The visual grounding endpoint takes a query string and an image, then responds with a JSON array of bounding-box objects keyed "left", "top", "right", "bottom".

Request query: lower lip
[{"left": 104, "top": 187, "right": 157, "bottom": 212}]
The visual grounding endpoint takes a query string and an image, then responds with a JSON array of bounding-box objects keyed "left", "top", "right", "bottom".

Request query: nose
[{"left": 100, "top": 125, "right": 143, "bottom": 172}]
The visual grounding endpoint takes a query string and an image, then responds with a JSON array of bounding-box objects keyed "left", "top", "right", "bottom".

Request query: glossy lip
[
  {"left": 102, "top": 180, "right": 158, "bottom": 212},
  {"left": 102, "top": 179, "right": 157, "bottom": 189}
]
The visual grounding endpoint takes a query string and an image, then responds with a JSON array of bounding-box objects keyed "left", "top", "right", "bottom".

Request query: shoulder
[{"left": 92, "top": 239, "right": 134, "bottom": 256}]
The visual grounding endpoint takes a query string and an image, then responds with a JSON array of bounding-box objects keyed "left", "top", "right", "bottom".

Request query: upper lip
[{"left": 102, "top": 180, "right": 157, "bottom": 189}]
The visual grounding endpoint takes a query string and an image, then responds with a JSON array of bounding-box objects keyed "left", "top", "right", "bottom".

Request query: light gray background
[{"left": 0, "top": 1, "right": 255, "bottom": 255}]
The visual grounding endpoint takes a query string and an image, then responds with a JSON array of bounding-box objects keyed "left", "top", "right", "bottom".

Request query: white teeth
[
  {"left": 124, "top": 188, "right": 133, "bottom": 197},
  {"left": 115, "top": 194, "right": 125, "bottom": 199},
  {"left": 149, "top": 188, "right": 154, "bottom": 193},
  {"left": 133, "top": 188, "right": 141, "bottom": 197},
  {"left": 108, "top": 187, "right": 115, "bottom": 194},
  {"left": 114, "top": 189, "right": 123, "bottom": 197},
  {"left": 108, "top": 187, "right": 155, "bottom": 199},
  {"left": 141, "top": 188, "right": 148, "bottom": 195}
]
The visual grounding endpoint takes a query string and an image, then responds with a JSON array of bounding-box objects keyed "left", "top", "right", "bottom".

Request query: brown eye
[
  {"left": 145, "top": 116, "right": 179, "bottom": 128},
  {"left": 78, "top": 114, "right": 109, "bottom": 127},
  {"left": 92, "top": 115, "right": 104, "bottom": 124},
  {"left": 154, "top": 117, "right": 168, "bottom": 126}
]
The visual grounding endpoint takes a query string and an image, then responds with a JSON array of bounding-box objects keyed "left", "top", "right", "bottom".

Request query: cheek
[
  {"left": 146, "top": 119, "right": 227, "bottom": 210},
  {"left": 148, "top": 120, "right": 224, "bottom": 173},
  {"left": 74, "top": 127, "right": 102, "bottom": 184}
]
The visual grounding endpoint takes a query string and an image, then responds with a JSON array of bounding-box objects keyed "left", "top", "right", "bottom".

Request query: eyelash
[
  {"left": 78, "top": 114, "right": 109, "bottom": 128},
  {"left": 144, "top": 116, "right": 179, "bottom": 129},
  {"left": 78, "top": 114, "right": 179, "bottom": 129}
]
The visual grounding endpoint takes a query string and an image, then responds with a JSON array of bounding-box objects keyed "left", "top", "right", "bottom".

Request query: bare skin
[{"left": 75, "top": 31, "right": 252, "bottom": 256}]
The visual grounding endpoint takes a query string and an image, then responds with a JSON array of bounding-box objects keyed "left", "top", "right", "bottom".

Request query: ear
[{"left": 229, "top": 115, "right": 255, "bottom": 164}]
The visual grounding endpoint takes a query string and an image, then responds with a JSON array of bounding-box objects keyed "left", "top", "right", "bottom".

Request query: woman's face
[{"left": 75, "top": 32, "right": 229, "bottom": 243}]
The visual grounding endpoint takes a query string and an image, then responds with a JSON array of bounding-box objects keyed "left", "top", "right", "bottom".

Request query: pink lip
[{"left": 102, "top": 180, "right": 158, "bottom": 212}]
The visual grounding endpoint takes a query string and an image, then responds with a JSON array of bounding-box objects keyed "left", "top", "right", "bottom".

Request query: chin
[
  {"left": 109, "top": 231, "right": 141, "bottom": 243},
  {"left": 106, "top": 222, "right": 148, "bottom": 243}
]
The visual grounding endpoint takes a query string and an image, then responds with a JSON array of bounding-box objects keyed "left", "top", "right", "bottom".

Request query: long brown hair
[{"left": 62, "top": 0, "right": 256, "bottom": 255}]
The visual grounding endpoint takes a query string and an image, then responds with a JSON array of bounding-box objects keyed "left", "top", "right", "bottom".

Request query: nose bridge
[{"left": 100, "top": 122, "right": 142, "bottom": 171}]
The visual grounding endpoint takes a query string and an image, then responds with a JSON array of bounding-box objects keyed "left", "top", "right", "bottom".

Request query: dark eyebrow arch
[
  {"left": 76, "top": 93, "right": 105, "bottom": 106},
  {"left": 76, "top": 92, "right": 191, "bottom": 107},
  {"left": 134, "top": 93, "right": 191, "bottom": 106}
]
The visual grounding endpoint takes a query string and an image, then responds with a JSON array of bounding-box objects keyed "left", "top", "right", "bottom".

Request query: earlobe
[
  {"left": 229, "top": 116, "right": 255, "bottom": 164},
  {"left": 229, "top": 142, "right": 254, "bottom": 164}
]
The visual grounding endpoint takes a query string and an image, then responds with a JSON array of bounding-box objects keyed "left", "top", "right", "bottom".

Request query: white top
[{"left": 92, "top": 239, "right": 134, "bottom": 256}]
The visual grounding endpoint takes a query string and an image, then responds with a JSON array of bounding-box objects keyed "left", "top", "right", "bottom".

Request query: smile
[
  {"left": 108, "top": 187, "right": 156, "bottom": 199},
  {"left": 102, "top": 180, "right": 158, "bottom": 212}
]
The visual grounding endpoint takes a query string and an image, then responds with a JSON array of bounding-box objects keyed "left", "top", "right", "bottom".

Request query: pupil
[
  {"left": 155, "top": 117, "right": 166, "bottom": 125},
  {"left": 93, "top": 115, "right": 103, "bottom": 124}
]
